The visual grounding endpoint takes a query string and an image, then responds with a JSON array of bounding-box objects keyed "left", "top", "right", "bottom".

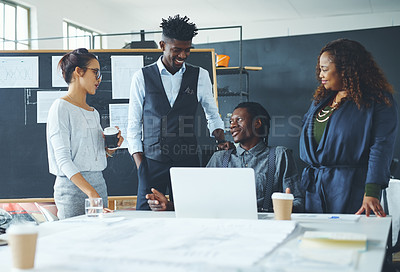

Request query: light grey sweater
[{"left": 46, "top": 99, "right": 106, "bottom": 179}]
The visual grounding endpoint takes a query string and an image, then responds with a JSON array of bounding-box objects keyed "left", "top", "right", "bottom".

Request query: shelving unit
[
  {"left": 216, "top": 66, "right": 262, "bottom": 101},
  {"left": 215, "top": 66, "right": 263, "bottom": 134}
]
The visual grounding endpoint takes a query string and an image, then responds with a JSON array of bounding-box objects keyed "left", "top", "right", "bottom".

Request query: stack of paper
[
  {"left": 300, "top": 231, "right": 367, "bottom": 251},
  {"left": 32, "top": 218, "right": 298, "bottom": 271}
]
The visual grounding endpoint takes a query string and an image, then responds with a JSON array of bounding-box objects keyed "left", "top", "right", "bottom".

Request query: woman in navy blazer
[{"left": 299, "top": 39, "right": 398, "bottom": 216}]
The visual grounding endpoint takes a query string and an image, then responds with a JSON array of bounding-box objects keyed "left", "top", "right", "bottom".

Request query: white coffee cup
[
  {"left": 271, "top": 192, "right": 294, "bottom": 220},
  {"left": 85, "top": 198, "right": 103, "bottom": 217},
  {"left": 103, "top": 127, "right": 119, "bottom": 150},
  {"left": 7, "top": 224, "right": 39, "bottom": 270}
]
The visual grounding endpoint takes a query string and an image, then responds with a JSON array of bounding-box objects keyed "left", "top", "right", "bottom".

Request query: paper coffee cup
[
  {"left": 104, "top": 127, "right": 119, "bottom": 150},
  {"left": 271, "top": 192, "right": 294, "bottom": 220},
  {"left": 7, "top": 224, "right": 38, "bottom": 270}
]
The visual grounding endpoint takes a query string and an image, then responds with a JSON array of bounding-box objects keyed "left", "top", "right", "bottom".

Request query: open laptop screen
[{"left": 170, "top": 167, "right": 258, "bottom": 220}]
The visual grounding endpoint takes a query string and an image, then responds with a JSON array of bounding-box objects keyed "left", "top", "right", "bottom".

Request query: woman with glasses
[{"left": 46, "top": 48, "right": 123, "bottom": 219}]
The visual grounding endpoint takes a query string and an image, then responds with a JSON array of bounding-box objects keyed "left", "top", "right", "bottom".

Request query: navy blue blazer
[{"left": 299, "top": 93, "right": 398, "bottom": 213}]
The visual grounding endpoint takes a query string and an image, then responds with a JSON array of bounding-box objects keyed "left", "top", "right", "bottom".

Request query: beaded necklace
[
  {"left": 316, "top": 107, "right": 336, "bottom": 123},
  {"left": 315, "top": 98, "right": 339, "bottom": 123}
]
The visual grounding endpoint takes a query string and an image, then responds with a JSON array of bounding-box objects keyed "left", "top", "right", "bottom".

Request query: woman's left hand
[
  {"left": 105, "top": 126, "right": 124, "bottom": 157},
  {"left": 103, "top": 208, "right": 114, "bottom": 213},
  {"left": 355, "top": 195, "right": 386, "bottom": 217},
  {"left": 115, "top": 126, "right": 124, "bottom": 147}
]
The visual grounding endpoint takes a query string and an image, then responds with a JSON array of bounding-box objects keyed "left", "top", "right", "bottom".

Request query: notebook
[
  {"left": 170, "top": 167, "right": 258, "bottom": 220},
  {"left": 300, "top": 231, "right": 367, "bottom": 251}
]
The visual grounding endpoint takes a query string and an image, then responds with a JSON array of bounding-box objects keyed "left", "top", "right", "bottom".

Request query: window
[
  {"left": 63, "top": 21, "right": 103, "bottom": 50},
  {"left": 0, "top": 0, "right": 30, "bottom": 50}
]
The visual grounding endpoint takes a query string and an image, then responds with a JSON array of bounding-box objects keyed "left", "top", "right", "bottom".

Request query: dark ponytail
[{"left": 58, "top": 48, "right": 97, "bottom": 84}]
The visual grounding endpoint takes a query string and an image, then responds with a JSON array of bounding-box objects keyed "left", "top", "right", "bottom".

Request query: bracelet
[{"left": 106, "top": 151, "right": 113, "bottom": 158}]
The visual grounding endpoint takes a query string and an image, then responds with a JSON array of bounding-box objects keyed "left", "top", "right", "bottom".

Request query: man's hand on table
[{"left": 145, "top": 188, "right": 173, "bottom": 211}]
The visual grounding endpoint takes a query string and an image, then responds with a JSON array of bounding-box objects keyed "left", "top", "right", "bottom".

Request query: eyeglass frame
[{"left": 85, "top": 67, "right": 102, "bottom": 80}]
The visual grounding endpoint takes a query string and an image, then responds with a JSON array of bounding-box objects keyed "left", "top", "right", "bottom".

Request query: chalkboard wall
[
  {"left": 197, "top": 26, "right": 400, "bottom": 178},
  {"left": 2, "top": 26, "right": 400, "bottom": 199},
  {"left": 0, "top": 49, "right": 216, "bottom": 198}
]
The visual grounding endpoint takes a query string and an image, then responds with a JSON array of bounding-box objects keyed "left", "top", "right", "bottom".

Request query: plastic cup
[
  {"left": 85, "top": 198, "right": 103, "bottom": 217},
  {"left": 7, "top": 224, "right": 38, "bottom": 270},
  {"left": 103, "top": 127, "right": 119, "bottom": 150},
  {"left": 271, "top": 192, "right": 294, "bottom": 220},
  {"left": 216, "top": 54, "right": 230, "bottom": 67}
]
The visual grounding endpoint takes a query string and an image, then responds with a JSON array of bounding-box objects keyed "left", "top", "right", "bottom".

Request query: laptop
[{"left": 170, "top": 167, "right": 258, "bottom": 220}]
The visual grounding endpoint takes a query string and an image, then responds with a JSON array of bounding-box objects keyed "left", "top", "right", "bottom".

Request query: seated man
[{"left": 146, "top": 102, "right": 304, "bottom": 212}]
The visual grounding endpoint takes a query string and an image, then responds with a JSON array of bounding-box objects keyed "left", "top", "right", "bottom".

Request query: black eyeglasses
[{"left": 87, "top": 68, "right": 102, "bottom": 80}]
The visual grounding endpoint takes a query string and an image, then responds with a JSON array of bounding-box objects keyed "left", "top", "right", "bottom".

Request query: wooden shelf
[{"left": 218, "top": 92, "right": 249, "bottom": 97}]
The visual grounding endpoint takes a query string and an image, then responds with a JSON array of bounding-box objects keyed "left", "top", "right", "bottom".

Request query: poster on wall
[
  {"left": 0, "top": 56, "right": 39, "bottom": 88},
  {"left": 109, "top": 103, "right": 129, "bottom": 149},
  {"left": 111, "top": 55, "right": 143, "bottom": 99},
  {"left": 52, "top": 56, "right": 68, "bottom": 87},
  {"left": 37, "top": 91, "right": 68, "bottom": 123}
]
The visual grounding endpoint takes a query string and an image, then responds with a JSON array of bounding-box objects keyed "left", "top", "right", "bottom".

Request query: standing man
[{"left": 127, "top": 15, "right": 230, "bottom": 210}]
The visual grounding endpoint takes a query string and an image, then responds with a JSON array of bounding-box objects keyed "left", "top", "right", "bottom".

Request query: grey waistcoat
[{"left": 142, "top": 63, "right": 200, "bottom": 162}]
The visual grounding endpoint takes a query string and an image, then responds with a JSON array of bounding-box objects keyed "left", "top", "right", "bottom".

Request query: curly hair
[
  {"left": 313, "top": 38, "right": 394, "bottom": 108},
  {"left": 234, "top": 102, "right": 271, "bottom": 144},
  {"left": 160, "top": 14, "right": 198, "bottom": 41}
]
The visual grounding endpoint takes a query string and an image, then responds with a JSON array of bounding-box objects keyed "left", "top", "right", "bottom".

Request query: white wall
[
  {"left": 243, "top": 12, "right": 400, "bottom": 40},
  {"left": 17, "top": 0, "right": 136, "bottom": 49},
  {"left": 14, "top": 0, "right": 400, "bottom": 49}
]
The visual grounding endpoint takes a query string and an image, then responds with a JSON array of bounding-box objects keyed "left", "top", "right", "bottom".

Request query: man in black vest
[{"left": 127, "top": 15, "right": 231, "bottom": 210}]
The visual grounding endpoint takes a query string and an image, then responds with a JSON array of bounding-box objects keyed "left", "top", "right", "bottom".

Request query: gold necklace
[
  {"left": 66, "top": 94, "right": 90, "bottom": 110},
  {"left": 331, "top": 95, "right": 342, "bottom": 108},
  {"left": 66, "top": 94, "right": 76, "bottom": 104}
]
